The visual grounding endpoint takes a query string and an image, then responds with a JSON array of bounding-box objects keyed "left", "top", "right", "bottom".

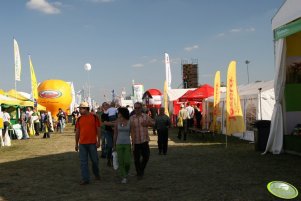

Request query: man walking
[
  {"left": 155, "top": 107, "right": 171, "bottom": 155},
  {"left": 75, "top": 102, "right": 101, "bottom": 185},
  {"left": 57, "top": 108, "right": 66, "bottom": 133},
  {"left": 186, "top": 102, "right": 194, "bottom": 133},
  {"left": 149, "top": 105, "right": 158, "bottom": 135},
  {"left": 130, "top": 102, "right": 154, "bottom": 179}
]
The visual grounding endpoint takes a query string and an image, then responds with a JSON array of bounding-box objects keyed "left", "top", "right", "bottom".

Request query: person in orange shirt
[{"left": 75, "top": 102, "right": 101, "bottom": 185}]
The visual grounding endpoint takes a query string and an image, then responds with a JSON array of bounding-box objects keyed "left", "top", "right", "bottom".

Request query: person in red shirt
[{"left": 75, "top": 102, "right": 101, "bottom": 185}]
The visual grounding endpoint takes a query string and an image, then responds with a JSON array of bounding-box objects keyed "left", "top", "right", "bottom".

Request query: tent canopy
[
  {"left": 178, "top": 90, "right": 194, "bottom": 100},
  {"left": 179, "top": 84, "right": 214, "bottom": 102},
  {"left": 206, "top": 80, "right": 274, "bottom": 102},
  {"left": 6, "top": 89, "right": 31, "bottom": 101},
  {"left": 2, "top": 89, "right": 46, "bottom": 111},
  {"left": 142, "top": 88, "right": 162, "bottom": 99},
  {"left": 167, "top": 88, "right": 195, "bottom": 101},
  {"left": 272, "top": 0, "right": 301, "bottom": 30},
  {"left": 0, "top": 94, "right": 22, "bottom": 106}
]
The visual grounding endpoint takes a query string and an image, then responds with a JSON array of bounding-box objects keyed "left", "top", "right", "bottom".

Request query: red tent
[
  {"left": 179, "top": 84, "right": 214, "bottom": 102},
  {"left": 142, "top": 88, "right": 162, "bottom": 108}
]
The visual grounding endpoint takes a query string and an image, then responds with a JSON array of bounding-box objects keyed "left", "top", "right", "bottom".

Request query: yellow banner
[
  {"left": 164, "top": 80, "right": 169, "bottom": 117},
  {"left": 0, "top": 110, "right": 4, "bottom": 129},
  {"left": 226, "top": 61, "right": 245, "bottom": 135},
  {"left": 29, "top": 56, "right": 38, "bottom": 100},
  {"left": 212, "top": 71, "right": 221, "bottom": 133}
]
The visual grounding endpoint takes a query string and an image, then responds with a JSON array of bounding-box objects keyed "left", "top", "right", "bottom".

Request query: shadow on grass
[{"left": 1, "top": 129, "right": 301, "bottom": 201}]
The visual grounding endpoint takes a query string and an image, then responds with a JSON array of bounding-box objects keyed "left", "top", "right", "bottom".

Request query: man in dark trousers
[
  {"left": 155, "top": 107, "right": 171, "bottom": 155},
  {"left": 130, "top": 102, "right": 154, "bottom": 179},
  {"left": 194, "top": 103, "right": 202, "bottom": 129},
  {"left": 149, "top": 105, "right": 158, "bottom": 135}
]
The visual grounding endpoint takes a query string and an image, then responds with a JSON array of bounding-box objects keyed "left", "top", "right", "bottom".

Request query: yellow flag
[
  {"left": 226, "top": 61, "right": 245, "bottom": 135},
  {"left": 211, "top": 71, "right": 221, "bottom": 133},
  {"left": 0, "top": 113, "right": 3, "bottom": 129},
  {"left": 29, "top": 56, "right": 38, "bottom": 100},
  {"left": 164, "top": 80, "right": 169, "bottom": 117}
]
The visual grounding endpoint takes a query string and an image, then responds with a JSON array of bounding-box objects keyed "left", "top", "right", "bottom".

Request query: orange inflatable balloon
[{"left": 37, "top": 80, "right": 72, "bottom": 119}]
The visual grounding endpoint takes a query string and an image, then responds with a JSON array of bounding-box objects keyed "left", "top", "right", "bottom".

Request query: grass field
[{"left": 1, "top": 124, "right": 301, "bottom": 201}]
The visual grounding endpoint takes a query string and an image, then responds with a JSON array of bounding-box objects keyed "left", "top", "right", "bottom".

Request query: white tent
[
  {"left": 167, "top": 88, "right": 195, "bottom": 102},
  {"left": 265, "top": 0, "right": 301, "bottom": 154},
  {"left": 167, "top": 88, "right": 195, "bottom": 126},
  {"left": 204, "top": 81, "right": 275, "bottom": 141}
]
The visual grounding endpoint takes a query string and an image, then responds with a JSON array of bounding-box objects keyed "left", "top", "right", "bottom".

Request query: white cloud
[
  {"left": 184, "top": 45, "right": 199, "bottom": 52},
  {"left": 215, "top": 26, "right": 255, "bottom": 39},
  {"left": 149, "top": 59, "right": 157, "bottom": 63},
  {"left": 90, "top": 0, "right": 115, "bottom": 3},
  {"left": 216, "top": 33, "right": 225, "bottom": 37},
  {"left": 245, "top": 27, "right": 256, "bottom": 32},
  {"left": 132, "top": 63, "right": 144, "bottom": 68},
  {"left": 26, "top": 0, "right": 61, "bottom": 14},
  {"left": 230, "top": 28, "right": 242, "bottom": 33}
]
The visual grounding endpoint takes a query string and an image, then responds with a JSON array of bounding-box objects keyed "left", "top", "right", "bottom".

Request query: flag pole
[
  {"left": 222, "top": 100, "right": 227, "bottom": 148},
  {"left": 13, "top": 37, "right": 17, "bottom": 96}
]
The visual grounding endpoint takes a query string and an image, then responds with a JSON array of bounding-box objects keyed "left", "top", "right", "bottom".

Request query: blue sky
[{"left": 0, "top": 0, "right": 284, "bottom": 103}]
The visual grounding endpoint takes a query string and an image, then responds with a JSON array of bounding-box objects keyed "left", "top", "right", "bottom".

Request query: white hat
[
  {"left": 180, "top": 104, "right": 184, "bottom": 108},
  {"left": 78, "top": 102, "right": 89, "bottom": 108}
]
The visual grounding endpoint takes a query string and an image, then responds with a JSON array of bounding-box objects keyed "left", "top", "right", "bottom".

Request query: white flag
[
  {"left": 165, "top": 53, "right": 172, "bottom": 90},
  {"left": 14, "top": 38, "right": 22, "bottom": 81}
]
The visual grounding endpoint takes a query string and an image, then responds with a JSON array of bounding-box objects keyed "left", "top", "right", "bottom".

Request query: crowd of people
[
  {"left": 2, "top": 100, "right": 202, "bottom": 186},
  {"left": 0, "top": 106, "right": 70, "bottom": 144},
  {"left": 74, "top": 101, "right": 172, "bottom": 185},
  {"left": 176, "top": 102, "right": 202, "bottom": 141}
]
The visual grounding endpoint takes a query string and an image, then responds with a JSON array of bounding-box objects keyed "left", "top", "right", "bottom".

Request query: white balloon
[{"left": 84, "top": 63, "right": 92, "bottom": 71}]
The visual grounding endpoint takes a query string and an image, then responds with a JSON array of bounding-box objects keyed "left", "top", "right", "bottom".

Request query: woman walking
[{"left": 113, "top": 107, "right": 132, "bottom": 184}]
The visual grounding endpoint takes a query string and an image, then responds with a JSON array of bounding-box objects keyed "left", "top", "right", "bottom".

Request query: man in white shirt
[
  {"left": 2, "top": 109, "right": 10, "bottom": 138},
  {"left": 186, "top": 102, "right": 194, "bottom": 133}
]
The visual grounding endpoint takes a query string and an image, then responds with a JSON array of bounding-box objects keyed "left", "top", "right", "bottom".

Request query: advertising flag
[
  {"left": 165, "top": 53, "right": 171, "bottom": 90},
  {"left": 133, "top": 84, "right": 144, "bottom": 102},
  {"left": 226, "top": 61, "right": 245, "bottom": 135},
  {"left": 164, "top": 80, "right": 169, "bottom": 117},
  {"left": 212, "top": 71, "right": 221, "bottom": 133},
  {"left": 29, "top": 55, "right": 38, "bottom": 100},
  {"left": 14, "top": 38, "right": 22, "bottom": 81}
]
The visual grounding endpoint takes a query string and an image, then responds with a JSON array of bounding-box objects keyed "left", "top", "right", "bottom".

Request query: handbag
[
  {"left": 177, "top": 116, "right": 183, "bottom": 127},
  {"left": 112, "top": 151, "right": 119, "bottom": 170}
]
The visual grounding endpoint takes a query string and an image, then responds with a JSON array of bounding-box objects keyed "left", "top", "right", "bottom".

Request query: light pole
[
  {"left": 84, "top": 63, "right": 92, "bottom": 99},
  {"left": 245, "top": 60, "right": 250, "bottom": 84}
]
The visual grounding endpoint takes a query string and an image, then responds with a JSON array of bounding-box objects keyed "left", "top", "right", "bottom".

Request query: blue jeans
[
  {"left": 101, "top": 128, "right": 107, "bottom": 157},
  {"left": 21, "top": 122, "right": 29, "bottom": 139},
  {"left": 59, "top": 119, "right": 65, "bottom": 133},
  {"left": 79, "top": 144, "right": 100, "bottom": 182},
  {"left": 103, "top": 130, "right": 113, "bottom": 159}
]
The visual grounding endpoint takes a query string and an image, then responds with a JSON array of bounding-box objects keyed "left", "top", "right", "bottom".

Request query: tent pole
[{"left": 258, "top": 88, "right": 262, "bottom": 120}]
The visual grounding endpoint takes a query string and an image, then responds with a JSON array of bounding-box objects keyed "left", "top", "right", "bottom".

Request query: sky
[{"left": 0, "top": 0, "right": 285, "bottom": 103}]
